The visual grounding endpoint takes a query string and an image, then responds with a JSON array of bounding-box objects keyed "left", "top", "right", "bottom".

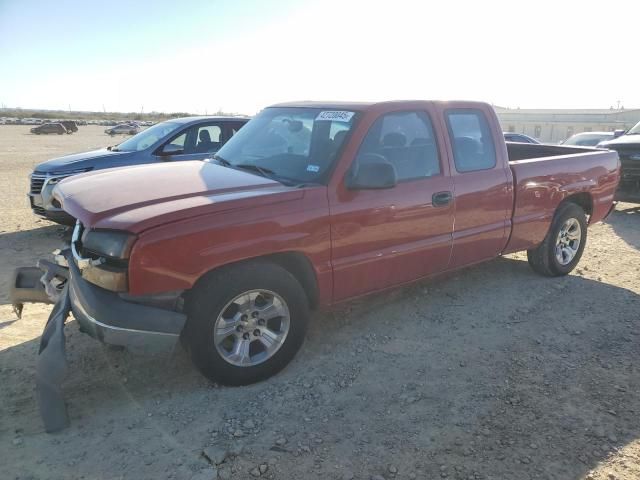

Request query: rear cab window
[{"left": 446, "top": 109, "right": 497, "bottom": 173}]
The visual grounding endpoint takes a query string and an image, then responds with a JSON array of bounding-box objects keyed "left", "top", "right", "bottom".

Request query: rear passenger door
[
  {"left": 440, "top": 106, "right": 512, "bottom": 268},
  {"left": 330, "top": 109, "right": 455, "bottom": 301}
]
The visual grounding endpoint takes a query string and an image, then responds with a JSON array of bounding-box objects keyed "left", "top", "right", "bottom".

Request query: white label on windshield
[
  {"left": 306, "top": 164, "right": 320, "bottom": 172},
  {"left": 316, "top": 111, "right": 355, "bottom": 122}
]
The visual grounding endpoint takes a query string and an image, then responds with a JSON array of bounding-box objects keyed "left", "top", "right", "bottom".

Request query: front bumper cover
[{"left": 11, "top": 250, "right": 187, "bottom": 432}]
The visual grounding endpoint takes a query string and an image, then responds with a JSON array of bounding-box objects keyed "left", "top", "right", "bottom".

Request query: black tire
[
  {"left": 527, "top": 202, "right": 587, "bottom": 276},
  {"left": 184, "top": 261, "right": 309, "bottom": 386}
]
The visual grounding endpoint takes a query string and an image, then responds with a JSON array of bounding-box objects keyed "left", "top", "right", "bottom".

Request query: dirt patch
[{"left": 0, "top": 125, "right": 639, "bottom": 480}]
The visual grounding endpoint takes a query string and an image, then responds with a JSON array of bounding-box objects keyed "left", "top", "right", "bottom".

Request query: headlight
[
  {"left": 73, "top": 227, "right": 135, "bottom": 292},
  {"left": 81, "top": 230, "right": 136, "bottom": 260}
]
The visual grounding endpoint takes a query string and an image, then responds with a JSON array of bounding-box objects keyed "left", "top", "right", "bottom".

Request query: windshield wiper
[
  {"left": 293, "top": 182, "right": 322, "bottom": 188},
  {"left": 212, "top": 154, "right": 231, "bottom": 166},
  {"left": 213, "top": 158, "right": 292, "bottom": 185},
  {"left": 234, "top": 164, "right": 276, "bottom": 177}
]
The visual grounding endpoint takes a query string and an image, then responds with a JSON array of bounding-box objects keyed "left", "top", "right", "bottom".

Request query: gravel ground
[{"left": 0, "top": 125, "right": 639, "bottom": 480}]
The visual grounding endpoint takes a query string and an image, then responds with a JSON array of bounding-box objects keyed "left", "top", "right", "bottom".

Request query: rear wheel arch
[
  {"left": 527, "top": 201, "right": 587, "bottom": 276},
  {"left": 562, "top": 192, "right": 593, "bottom": 219}
]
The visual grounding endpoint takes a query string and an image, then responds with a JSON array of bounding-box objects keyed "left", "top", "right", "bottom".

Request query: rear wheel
[
  {"left": 527, "top": 202, "right": 587, "bottom": 276},
  {"left": 184, "top": 261, "right": 309, "bottom": 385}
]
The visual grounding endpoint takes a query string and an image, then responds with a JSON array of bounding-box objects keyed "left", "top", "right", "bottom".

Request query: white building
[{"left": 495, "top": 107, "right": 640, "bottom": 143}]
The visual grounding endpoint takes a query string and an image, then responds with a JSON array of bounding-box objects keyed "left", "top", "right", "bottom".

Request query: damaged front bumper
[{"left": 10, "top": 250, "right": 187, "bottom": 432}]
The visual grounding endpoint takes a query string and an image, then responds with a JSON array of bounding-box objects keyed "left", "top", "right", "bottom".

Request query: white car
[{"left": 105, "top": 124, "right": 140, "bottom": 136}]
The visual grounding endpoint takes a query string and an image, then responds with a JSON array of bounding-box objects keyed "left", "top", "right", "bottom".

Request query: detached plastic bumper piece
[
  {"left": 36, "top": 284, "right": 71, "bottom": 433},
  {"left": 15, "top": 249, "right": 186, "bottom": 433},
  {"left": 10, "top": 267, "right": 54, "bottom": 318}
]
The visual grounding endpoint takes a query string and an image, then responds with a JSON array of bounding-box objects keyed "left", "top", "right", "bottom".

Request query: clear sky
[{"left": 0, "top": 0, "right": 637, "bottom": 115}]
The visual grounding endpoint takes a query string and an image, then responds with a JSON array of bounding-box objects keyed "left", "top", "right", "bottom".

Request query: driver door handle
[{"left": 432, "top": 191, "right": 453, "bottom": 207}]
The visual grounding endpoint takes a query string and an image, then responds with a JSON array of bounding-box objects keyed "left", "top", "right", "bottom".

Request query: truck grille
[
  {"left": 30, "top": 172, "right": 47, "bottom": 194},
  {"left": 618, "top": 152, "right": 640, "bottom": 180}
]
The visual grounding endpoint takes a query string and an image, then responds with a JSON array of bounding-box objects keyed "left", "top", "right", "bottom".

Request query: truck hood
[
  {"left": 35, "top": 148, "right": 137, "bottom": 174},
  {"left": 599, "top": 134, "right": 640, "bottom": 149},
  {"left": 54, "top": 161, "right": 302, "bottom": 233}
]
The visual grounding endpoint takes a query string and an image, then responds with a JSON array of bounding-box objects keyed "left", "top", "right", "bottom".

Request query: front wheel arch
[
  {"left": 183, "top": 259, "right": 310, "bottom": 385},
  {"left": 189, "top": 252, "right": 320, "bottom": 310}
]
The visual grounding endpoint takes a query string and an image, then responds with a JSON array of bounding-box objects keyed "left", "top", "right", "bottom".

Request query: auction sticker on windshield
[{"left": 316, "top": 111, "right": 355, "bottom": 122}]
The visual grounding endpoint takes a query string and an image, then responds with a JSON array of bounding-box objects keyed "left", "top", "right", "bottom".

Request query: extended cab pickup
[{"left": 15, "top": 100, "right": 620, "bottom": 409}]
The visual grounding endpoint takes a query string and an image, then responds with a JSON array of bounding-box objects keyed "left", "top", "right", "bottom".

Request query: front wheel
[
  {"left": 184, "top": 261, "right": 309, "bottom": 386},
  {"left": 527, "top": 202, "right": 587, "bottom": 276}
]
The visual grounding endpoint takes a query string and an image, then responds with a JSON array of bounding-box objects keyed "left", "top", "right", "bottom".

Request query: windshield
[
  {"left": 114, "top": 121, "right": 182, "bottom": 152},
  {"left": 213, "top": 107, "right": 358, "bottom": 184},
  {"left": 628, "top": 121, "right": 640, "bottom": 134},
  {"left": 564, "top": 133, "right": 612, "bottom": 146}
]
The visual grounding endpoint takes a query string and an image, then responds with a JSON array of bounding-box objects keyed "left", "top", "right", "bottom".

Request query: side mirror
[
  {"left": 613, "top": 129, "right": 625, "bottom": 138},
  {"left": 160, "top": 143, "right": 184, "bottom": 156},
  {"left": 346, "top": 154, "right": 397, "bottom": 190}
]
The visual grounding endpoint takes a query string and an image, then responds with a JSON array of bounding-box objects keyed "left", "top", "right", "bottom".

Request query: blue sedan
[{"left": 29, "top": 116, "right": 249, "bottom": 224}]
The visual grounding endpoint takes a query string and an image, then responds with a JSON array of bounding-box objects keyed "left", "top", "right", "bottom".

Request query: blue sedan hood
[{"left": 35, "top": 148, "right": 138, "bottom": 174}]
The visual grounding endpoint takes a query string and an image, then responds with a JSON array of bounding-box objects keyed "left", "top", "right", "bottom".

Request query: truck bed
[
  {"left": 504, "top": 142, "right": 620, "bottom": 252},
  {"left": 506, "top": 142, "right": 595, "bottom": 162}
]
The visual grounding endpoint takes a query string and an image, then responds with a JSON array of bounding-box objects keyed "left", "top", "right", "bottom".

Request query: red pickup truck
[{"left": 14, "top": 101, "right": 620, "bottom": 428}]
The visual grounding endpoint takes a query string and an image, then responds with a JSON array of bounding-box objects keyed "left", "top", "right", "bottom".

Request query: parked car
[
  {"left": 12, "top": 100, "right": 620, "bottom": 432},
  {"left": 28, "top": 116, "right": 250, "bottom": 224},
  {"left": 30, "top": 123, "right": 67, "bottom": 135},
  {"left": 59, "top": 121, "right": 78, "bottom": 133},
  {"left": 597, "top": 120, "right": 640, "bottom": 202},
  {"left": 503, "top": 132, "right": 540, "bottom": 144},
  {"left": 105, "top": 124, "right": 140, "bottom": 136},
  {"left": 561, "top": 132, "right": 616, "bottom": 147}
]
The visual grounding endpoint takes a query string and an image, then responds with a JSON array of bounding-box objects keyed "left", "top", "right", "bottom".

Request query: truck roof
[
  {"left": 168, "top": 115, "right": 251, "bottom": 125},
  {"left": 269, "top": 100, "right": 491, "bottom": 111}
]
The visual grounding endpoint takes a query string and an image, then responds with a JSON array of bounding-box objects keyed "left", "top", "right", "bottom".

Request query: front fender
[{"left": 127, "top": 188, "right": 334, "bottom": 304}]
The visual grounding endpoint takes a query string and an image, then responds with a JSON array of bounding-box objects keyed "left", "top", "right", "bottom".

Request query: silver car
[{"left": 105, "top": 124, "right": 140, "bottom": 136}]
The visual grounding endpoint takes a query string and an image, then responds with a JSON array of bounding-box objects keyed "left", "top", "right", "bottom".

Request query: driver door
[{"left": 329, "top": 109, "right": 455, "bottom": 301}]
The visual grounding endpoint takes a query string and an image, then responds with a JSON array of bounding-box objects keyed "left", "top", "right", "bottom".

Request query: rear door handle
[{"left": 432, "top": 191, "right": 453, "bottom": 207}]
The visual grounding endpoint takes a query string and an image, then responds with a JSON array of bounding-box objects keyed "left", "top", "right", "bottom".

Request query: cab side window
[
  {"left": 193, "top": 124, "right": 222, "bottom": 153},
  {"left": 446, "top": 110, "right": 497, "bottom": 172},
  {"left": 357, "top": 111, "right": 440, "bottom": 181}
]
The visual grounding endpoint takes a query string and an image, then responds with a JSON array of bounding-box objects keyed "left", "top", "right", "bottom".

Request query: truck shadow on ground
[
  {"left": 2, "top": 255, "right": 639, "bottom": 479},
  {"left": 607, "top": 203, "right": 640, "bottom": 250}
]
